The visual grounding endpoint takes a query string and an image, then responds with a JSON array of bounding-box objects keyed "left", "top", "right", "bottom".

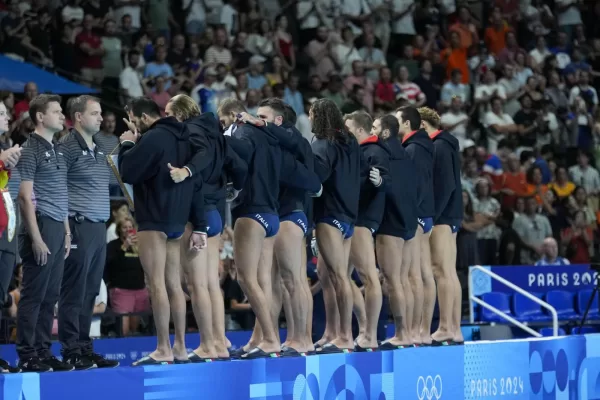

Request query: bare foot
[
  {"left": 146, "top": 349, "right": 174, "bottom": 362},
  {"left": 355, "top": 337, "right": 379, "bottom": 349},
  {"left": 192, "top": 348, "right": 218, "bottom": 359},
  {"left": 328, "top": 338, "right": 354, "bottom": 350},
  {"left": 383, "top": 337, "right": 412, "bottom": 346},
  {"left": 172, "top": 344, "right": 189, "bottom": 361},
  {"left": 255, "top": 340, "right": 281, "bottom": 354}
]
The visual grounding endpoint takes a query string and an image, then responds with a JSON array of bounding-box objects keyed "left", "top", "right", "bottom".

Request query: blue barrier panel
[
  {"left": 0, "top": 344, "right": 465, "bottom": 400},
  {"left": 2, "top": 334, "right": 600, "bottom": 399},
  {"left": 470, "top": 265, "right": 598, "bottom": 297}
]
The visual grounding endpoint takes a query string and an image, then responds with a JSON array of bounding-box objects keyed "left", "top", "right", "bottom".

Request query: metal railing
[{"left": 468, "top": 266, "right": 559, "bottom": 337}]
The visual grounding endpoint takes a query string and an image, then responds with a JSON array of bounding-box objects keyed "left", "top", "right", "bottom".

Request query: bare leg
[
  {"left": 206, "top": 235, "right": 230, "bottom": 357},
  {"left": 181, "top": 226, "right": 216, "bottom": 358},
  {"left": 137, "top": 231, "right": 172, "bottom": 361},
  {"left": 165, "top": 238, "right": 188, "bottom": 360},
  {"left": 450, "top": 232, "right": 464, "bottom": 342},
  {"left": 350, "top": 227, "right": 382, "bottom": 348},
  {"left": 129, "top": 316, "right": 140, "bottom": 334},
  {"left": 317, "top": 223, "right": 354, "bottom": 349},
  {"left": 267, "top": 254, "right": 282, "bottom": 343},
  {"left": 276, "top": 222, "right": 311, "bottom": 352},
  {"left": 301, "top": 243, "right": 314, "bottom": 350},
  {"left": 254, "top": 234, "right": 280, "bottom": 352},
  {"left": 419, "top": 230, "right": 435, "bottom": 344},
  {"left": 234, "top": 218, "right": 280, "bottom": 354},
  {"left": 349, "top": 275, "right": 366, "bottom": 341},
  {"left": 430, "top": 225, "right": 454, "bottom": 342},
  {"left": 315, "top": 256, "right": 338, "bottom": 346},
  {"left": 401, "top": 239, "right": 415, "bottom": 343},
  {"left": 376, "top": 235, "right": 411, "bottom": 345},
  {"left": 409, "top": 227, "right": 425, "bottom": 344},
  {"left": 121, "top": 316, "right": 131, "bottom": 336},
  {"left": 281, "top": 285, "right": 294, "bottom": 346}
]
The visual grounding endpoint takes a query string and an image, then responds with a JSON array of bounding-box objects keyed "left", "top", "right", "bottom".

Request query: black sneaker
[
  {"left": 0, "top": 358, "right": 21, "bottom": 373},
  {"left": 64, "top": 355, "right": 96, "bottom": 371},
  {"left": 18, "top": 357, "right": 52, "bottom": 373},
  {"left": 41, "top": 356, "right": 75, "bottom": 372},
  {"left": 85, "top": 352, "right": 119, "bottom": 368}
]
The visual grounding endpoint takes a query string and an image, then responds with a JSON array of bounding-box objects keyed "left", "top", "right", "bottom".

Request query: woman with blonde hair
[{"left": 166, "top": 94, "right": 247, "bottom": 361}]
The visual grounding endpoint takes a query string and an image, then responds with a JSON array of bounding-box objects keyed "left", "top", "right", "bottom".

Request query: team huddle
[{"left": 117, "top": 95, "right": 464, "bottom": 364}]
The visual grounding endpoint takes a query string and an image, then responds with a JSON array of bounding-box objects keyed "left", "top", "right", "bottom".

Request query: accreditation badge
[{"left": 1, "top": 188, "right": 16, "bottom": 242}]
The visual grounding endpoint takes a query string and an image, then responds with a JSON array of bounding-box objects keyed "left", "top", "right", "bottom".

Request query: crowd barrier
[
  {"left": 469, "top": 264, "right": 599, "bottom": 321},
  {"left": 1, "top": 333, "right": 599, "bottom": 399}
]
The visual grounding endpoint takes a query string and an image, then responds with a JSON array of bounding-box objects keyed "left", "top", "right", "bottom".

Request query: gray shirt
[
  {"left": 60, "top": 130, "right": 111, "bottom": 222},
  {"left": 512, "top": 213, "right": 552, "bottom": 264},
  {"left": 17, "top": 133, "right": 68, "bottom": 222}
]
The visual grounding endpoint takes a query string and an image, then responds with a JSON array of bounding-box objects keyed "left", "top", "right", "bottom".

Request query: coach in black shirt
[
  {"left": 16, "top": 94, "right": 72, "bottom": 373},
  {"left": 58, "top": 95, "right": 118, "bottom": 370}
]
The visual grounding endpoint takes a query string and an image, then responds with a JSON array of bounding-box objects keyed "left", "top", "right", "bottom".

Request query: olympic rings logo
[{"left": 417, "top": 375, "right": 443, "bottom": 400}]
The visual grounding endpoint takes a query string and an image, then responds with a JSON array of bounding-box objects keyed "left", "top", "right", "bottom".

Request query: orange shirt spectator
[
  {"left": 449, "top": 7, "right": 479, "bottom": 51},
  {"left": 442, "top": 32, "right": 469, "bottom": 84},
  {"left": 524, "top": 184, "right": 549, "bottom": 205},
  {"left": 484, "top": 25, "right": 511, "bottom": 55},
  {"left": 500, "top": 170, "right": 528, "bottom": 208},
  {"left": 485, "top": 7, "right": 511, "bottom": 55}
]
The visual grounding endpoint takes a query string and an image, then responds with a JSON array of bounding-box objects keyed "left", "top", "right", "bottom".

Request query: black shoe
[
  {"left": 85, "top": 352, "right": 119, "bottom": 368},
  {"left": 41, "top": 356, "right": 75, "bottom": 372},
  {"left": 0, "top": 358, "right": 21, "bottom": 373},
  {"left": 18, "top": 357, "right": 52, "bottom": 373},
  {"left": 64, "top": 355, "right": 96, "bottom": 371}
]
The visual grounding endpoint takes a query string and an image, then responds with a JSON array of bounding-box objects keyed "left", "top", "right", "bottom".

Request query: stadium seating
[
  {"left": 571, "top": 326, "right": 598, "bottom": 335},
  {"left": 511, "top": 292, "right": 551, "bottom": 322},
  {"left": 539, "top": 327, "right": 566, "bottom": 337},
  {"left": 576, "top": 289, "right": 600, "bottom": 320},
  {"left": 545, "top": 290, "right": 579, "bottom": 320},
  {"left": 480, "top": 292, "right": 512, "bottom": 322}
]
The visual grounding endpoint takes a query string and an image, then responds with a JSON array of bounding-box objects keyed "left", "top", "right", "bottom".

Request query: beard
[{"left": 139, "top": 121, "right": 151, "bottom": 134}]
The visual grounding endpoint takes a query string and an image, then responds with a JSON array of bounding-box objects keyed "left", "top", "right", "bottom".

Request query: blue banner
[
  {"left": 470, "top": 265, "right": 598, "bottom": 297},
  {"left": 3, "top": 334, "right": 600, "bottom": 400}
]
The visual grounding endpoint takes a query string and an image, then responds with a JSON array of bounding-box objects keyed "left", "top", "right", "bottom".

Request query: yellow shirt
[
  {"left": 0, "top": 170, "right": 8, "bottom": 190},
  {"left": 549, "top": 181, "right": 575, "bottom": 198}
]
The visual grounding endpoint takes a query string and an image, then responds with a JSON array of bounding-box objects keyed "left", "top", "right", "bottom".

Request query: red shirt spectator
[
  {"left": 13, "top": 82, "right": 38, "bottom": 120},
  {"left": 374, "top": 67, "right": 395, "bottom": 106},
  {"left": 75, "top": 15, "right": 103, "bottom": 70}
]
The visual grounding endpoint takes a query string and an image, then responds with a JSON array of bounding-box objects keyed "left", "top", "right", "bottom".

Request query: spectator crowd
[{"left": 3, "top": 0, "right": 600, "bottom": 338}]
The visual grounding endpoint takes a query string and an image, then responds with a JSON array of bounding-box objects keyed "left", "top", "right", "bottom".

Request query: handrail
[{"left": 468, "top": 265, "right": 559, "bottom": 337}]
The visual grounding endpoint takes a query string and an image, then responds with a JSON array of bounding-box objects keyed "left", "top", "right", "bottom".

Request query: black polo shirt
[
  {"left": 17, "top": 133, "right": 68, "bottom": 222},
  {"left": 60, "top": 129, "right": 110, "bottom": 222}
]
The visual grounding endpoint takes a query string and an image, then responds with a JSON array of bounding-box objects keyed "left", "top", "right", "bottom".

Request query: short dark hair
[
  {"left": 126, "top": 97, "right": 161, "bottom": 118},
  {"left": 29, "top": 94, "right": 62, "bottom": 125},
  {"left": 344, "top": 110, "right": 372, "bottom": 132},
  {"left": 282, "top": 103, "right": 297, "bottom": 125},
  {"left": 396, "top": 106, "right": 421, "bottom": 131},
  {"left": 69, "top": 95, "right": 101, "bottom": 120},
  {"left": 128, "top": 50, "right": 140, "bottom": 58},
  {"left": 379, "top": 115, "right": 399, "bottom": 139},
  {"left": 258, "top": 98, "right": 286, "bottom": 116}
]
